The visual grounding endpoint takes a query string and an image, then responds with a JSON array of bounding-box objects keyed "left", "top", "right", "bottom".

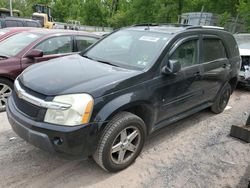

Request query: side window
[
  {"left": 16, "top": 21, "right": 23, "bottom": 27},
  {"left": 170, "top": 39, "right": 198, "bottom": 68},
  {"left": 5, "top": 20, "right": 18, "bottom": 27},
  {"left": 75, "top": 36, "right": 98, "bottom": 52},
  {"left": 35, "top": 36, "right": 73, "bottom": 55},
  {"left": 203, "top": 38, "right": 227, "bottom": 62},
  {"left": 26, "top": 21, "right": 38, "bottom": 27}
]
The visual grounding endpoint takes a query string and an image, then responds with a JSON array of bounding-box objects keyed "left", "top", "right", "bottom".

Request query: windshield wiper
[
  {"left": 82, "top": 55, "right": 95, "bottom": 61},
  {"left": 95, "top": 59, "right": 119, "bottom": 67},
  {"left": 82, "top": 55, "right": 119, "bottom": 67},
  {"left": 0, "top": 55, "right": 8, "bottom": 59}
]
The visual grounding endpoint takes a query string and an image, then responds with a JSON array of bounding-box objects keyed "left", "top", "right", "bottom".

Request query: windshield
[
  {"left": 0, "top": 32, "right": 42, "bottom": 57},
  {"left": 84, "top": 30, "right": 171, "bottom": 70},
  {"left": 235, "top": 34, "right": 250, "bottom": 49}
]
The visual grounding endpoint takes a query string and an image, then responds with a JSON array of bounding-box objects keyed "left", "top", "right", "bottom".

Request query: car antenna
[{"left": 145, "top": 23, "right": 150, "bottom": 30}]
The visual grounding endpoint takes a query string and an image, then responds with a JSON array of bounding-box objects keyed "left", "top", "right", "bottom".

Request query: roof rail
[
  {"left": 186, "top": 25, "right": 224, "bottom": 30},
  {"left": 132, "top": 23, "right": 192, "bottom": 27}
]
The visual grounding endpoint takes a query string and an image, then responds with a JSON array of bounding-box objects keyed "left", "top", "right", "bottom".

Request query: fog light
[{"left": 53, "top": 137, "right": 63, "bottom": 145}]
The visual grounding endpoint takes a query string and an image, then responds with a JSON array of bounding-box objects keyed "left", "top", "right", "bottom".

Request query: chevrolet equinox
[{"left": 7, "top": 24, "right": 241, "bottom": 172}]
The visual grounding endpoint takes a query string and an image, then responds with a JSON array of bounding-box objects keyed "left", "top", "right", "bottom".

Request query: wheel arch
[
  {"left": 229, "top": 76, "right": 238, "bottom": 93},
  {"left": 94, "top": 93, "right": 156, "bottom": 135}
]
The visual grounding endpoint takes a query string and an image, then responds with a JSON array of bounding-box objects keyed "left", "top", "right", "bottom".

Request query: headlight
[{"left": 44, "top": 94, "right": 94, "bottom": 126}]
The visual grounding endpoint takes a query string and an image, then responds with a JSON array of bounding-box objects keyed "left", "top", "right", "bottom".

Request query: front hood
[
  {"left": 239, "top": 48, "right": 250, "bottom": 56},
  {"left": 19, "top": 55, "right": 142, "bottom": 97}
]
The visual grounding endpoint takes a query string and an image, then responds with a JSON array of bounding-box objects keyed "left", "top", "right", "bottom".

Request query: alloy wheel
[
  {"left": 110, "top": 126, "right": 141, "bottom": 165},
  {"left": 0, "top": 83, "right": 12, "bottom": 111}
]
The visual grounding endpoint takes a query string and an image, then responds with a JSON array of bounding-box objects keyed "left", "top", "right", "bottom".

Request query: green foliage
[
  {"left": 237, "top": 0, "right": 250, "bottom": 31},
  {"left": 0, "top": 0, "right": 250, "bottom": 31}
]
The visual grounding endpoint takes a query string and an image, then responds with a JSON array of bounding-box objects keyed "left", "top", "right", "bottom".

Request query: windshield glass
[
  {"left": 235, "top": 34, "right": 250, "bottom": 49},
  {"left": 84, "top": 30, "right": 171, "bottom": 70},
  {"left": 0, "top": 32, "right": 42, "bottom": 57},
  {"left": 0, "top": 28, "right": 10, "bottom": 36}
]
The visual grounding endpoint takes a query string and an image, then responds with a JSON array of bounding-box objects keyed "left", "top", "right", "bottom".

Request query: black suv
[
  {"left": 7, "top": 24, "right": 241, "bottom": 172},
  {"left": 0, "top": 17, "right": 41, "bottom": 28}
]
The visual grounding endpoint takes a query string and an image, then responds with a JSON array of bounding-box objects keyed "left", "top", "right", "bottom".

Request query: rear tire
[
  {"left": 0, "top": 78, "right": 13, "bottom": 112},
  {"left": 93, "top": 112, "right": 146, "bottom": 172},
  {"left": 211, "top": 83, "right": 231, "bottom": 114}
]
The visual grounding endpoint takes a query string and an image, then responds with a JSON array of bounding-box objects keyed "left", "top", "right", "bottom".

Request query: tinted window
[
  {"left": 170, "top": 40, "right": 198, "bottom": 68},
  {"left": 203, "top": 38, "right": 227, "bottom": 62},
  {"left": 75, "top": 36, "right": 98, "bottom": 51},
  {"left": 5, "top": 20, "right": 18, "bottom": 27},
  {"left": 35, "top": 36, "right": 73, "bottom": 55},
  {"left": 26, "top": 21, "right": 39, "bottom": 27},
  {"left": 16, "top": 21, "right": 23, "bottom": 27}
]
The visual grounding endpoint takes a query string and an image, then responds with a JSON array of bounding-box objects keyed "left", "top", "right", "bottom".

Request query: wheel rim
[
  {"left": 0, "top": 83, "right": 12, "bottom": 111},
  {"left": 219, "top": 89, "right": 230, "bottom": 109},
  {"left": 110, "top": 126, "right": 141, "bottom": 165}
]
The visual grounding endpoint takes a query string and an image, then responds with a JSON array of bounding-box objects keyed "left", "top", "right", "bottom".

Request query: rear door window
[
  {"left": 35, "top": 36, "right": 73, "bottom": 55},
  {"left": 16, "top": 21, "right": 23, "bottom": 27},
  {"left": 75, "top": 36, "right": 98, "bottom": 52},
  {"left": 203, "top": 38, "right": 227, "bottom": 62},
  {"left": 5, "top": 20, "right": 18, "bottom": 27}
]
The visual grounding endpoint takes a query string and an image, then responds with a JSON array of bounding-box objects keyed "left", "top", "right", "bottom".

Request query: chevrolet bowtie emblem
[{"left": 17, "top": 90, "right": 23, "bottom": 98}]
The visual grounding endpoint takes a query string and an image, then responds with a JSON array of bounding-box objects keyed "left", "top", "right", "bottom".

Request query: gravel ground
[{"left": 0, "top": 89, "right": 250, "bottom": 188}]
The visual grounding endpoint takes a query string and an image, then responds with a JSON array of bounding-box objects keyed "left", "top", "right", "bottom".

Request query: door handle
[
  {"left": 223, "top": 63, "right": 230, "bottom": 68},
  {"left": 193, "top": 72, "right": 200, "bottom": 77}
]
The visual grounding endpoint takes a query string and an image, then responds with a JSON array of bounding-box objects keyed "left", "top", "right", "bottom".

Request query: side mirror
[
  {"left": 162, "top": 60, "right": 181, "bottom": 75},
  {"left": 25, "top": 49, "right": 43, "bottom": 59}
]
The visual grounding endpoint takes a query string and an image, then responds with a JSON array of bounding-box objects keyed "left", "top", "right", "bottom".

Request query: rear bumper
[{"left": 7, "top": 95, "right": 99, "bottom": 159}]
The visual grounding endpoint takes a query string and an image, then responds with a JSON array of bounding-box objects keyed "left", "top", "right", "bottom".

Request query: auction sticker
[{"left": 139, "top": 36, "right": 160, "bottom": 42}]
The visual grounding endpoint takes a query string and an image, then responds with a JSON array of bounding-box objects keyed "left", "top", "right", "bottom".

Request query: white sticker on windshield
[
  {"left": 139, "top": 36, "right": 160, "bottom": 42},
  {"left": 27, "top": 34, "right": 38, "bottom": 38}
]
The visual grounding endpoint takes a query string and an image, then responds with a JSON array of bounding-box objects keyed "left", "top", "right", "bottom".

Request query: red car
[
  {"left": 0, "top": 29, "right": 100, "bottom": 111},
  {"left": 0, "top": 27, "right": 37, "bottom": 41}
]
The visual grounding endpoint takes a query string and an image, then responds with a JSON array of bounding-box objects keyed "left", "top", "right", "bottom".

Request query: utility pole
[
  {"left": 198, "top": 5, "right": 204, "bottom": 25},
  {"left": 9, "top": 0, "right": 13, "bottom": 17}
]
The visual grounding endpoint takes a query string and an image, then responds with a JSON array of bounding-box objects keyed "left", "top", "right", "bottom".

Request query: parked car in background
[
  {"left": 0, "top": 17, "right": 42, "bottom": 28},
  {"left": 7, "top": 24, "right": 240, "bottom": 172},
  {"left": 0, "top": 29, "right": 100, "bottom": 111},
  {"left": 0, "top": 27, "right": 38, "bottom": 42},
  {"left": 234, "top": 33, "right": 250, "bottom": 89}
]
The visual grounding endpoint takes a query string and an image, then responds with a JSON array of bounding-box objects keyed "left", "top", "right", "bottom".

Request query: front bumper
[
  {"left": 7, "top": 95, "right": 99, "bottom": 159},
  {"left": 238, "top": 75, "right": 250, "bottom": 87}
]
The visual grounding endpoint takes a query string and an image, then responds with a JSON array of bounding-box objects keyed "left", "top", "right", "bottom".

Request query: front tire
[
  {"left": 93, "top": 112, "right": 146, "bottom": 172},
  {"left": 211, "top": 83, "right": 231, "bottom": 114}
]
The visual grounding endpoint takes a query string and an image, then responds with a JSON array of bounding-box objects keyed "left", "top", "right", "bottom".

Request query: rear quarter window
[{"left": 203, "top": 38, "right": 227, "bottom": 62}]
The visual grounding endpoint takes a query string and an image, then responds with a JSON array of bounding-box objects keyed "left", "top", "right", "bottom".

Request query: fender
[{"left": 93, "top": 91, "right": 156, "bottom": 131}]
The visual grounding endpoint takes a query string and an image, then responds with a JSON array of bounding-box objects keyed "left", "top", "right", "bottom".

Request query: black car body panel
[
  {"left": 7, "top": 96, "right": 98, "bottom": 158},
  {"left": 19, "top": 54, "right": 142, "bottom": 98},
  {"left": 7, "top": 25, "right": 241, "bottom": 158}
]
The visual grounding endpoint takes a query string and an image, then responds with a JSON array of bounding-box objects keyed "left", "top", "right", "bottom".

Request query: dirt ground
[{"left": 0, "top": 89, "right": 250, "bottom": 188}]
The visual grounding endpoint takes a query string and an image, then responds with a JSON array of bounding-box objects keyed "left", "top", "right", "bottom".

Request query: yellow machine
[
  {"left": 31, "top": 4, "right": 54, "bottom": 29},
  {"left": 32, "top": 12, "right": 54, "bottom": 29},
  {"left": 0, "top": 8, "right": 20, "bottom": 17}
]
